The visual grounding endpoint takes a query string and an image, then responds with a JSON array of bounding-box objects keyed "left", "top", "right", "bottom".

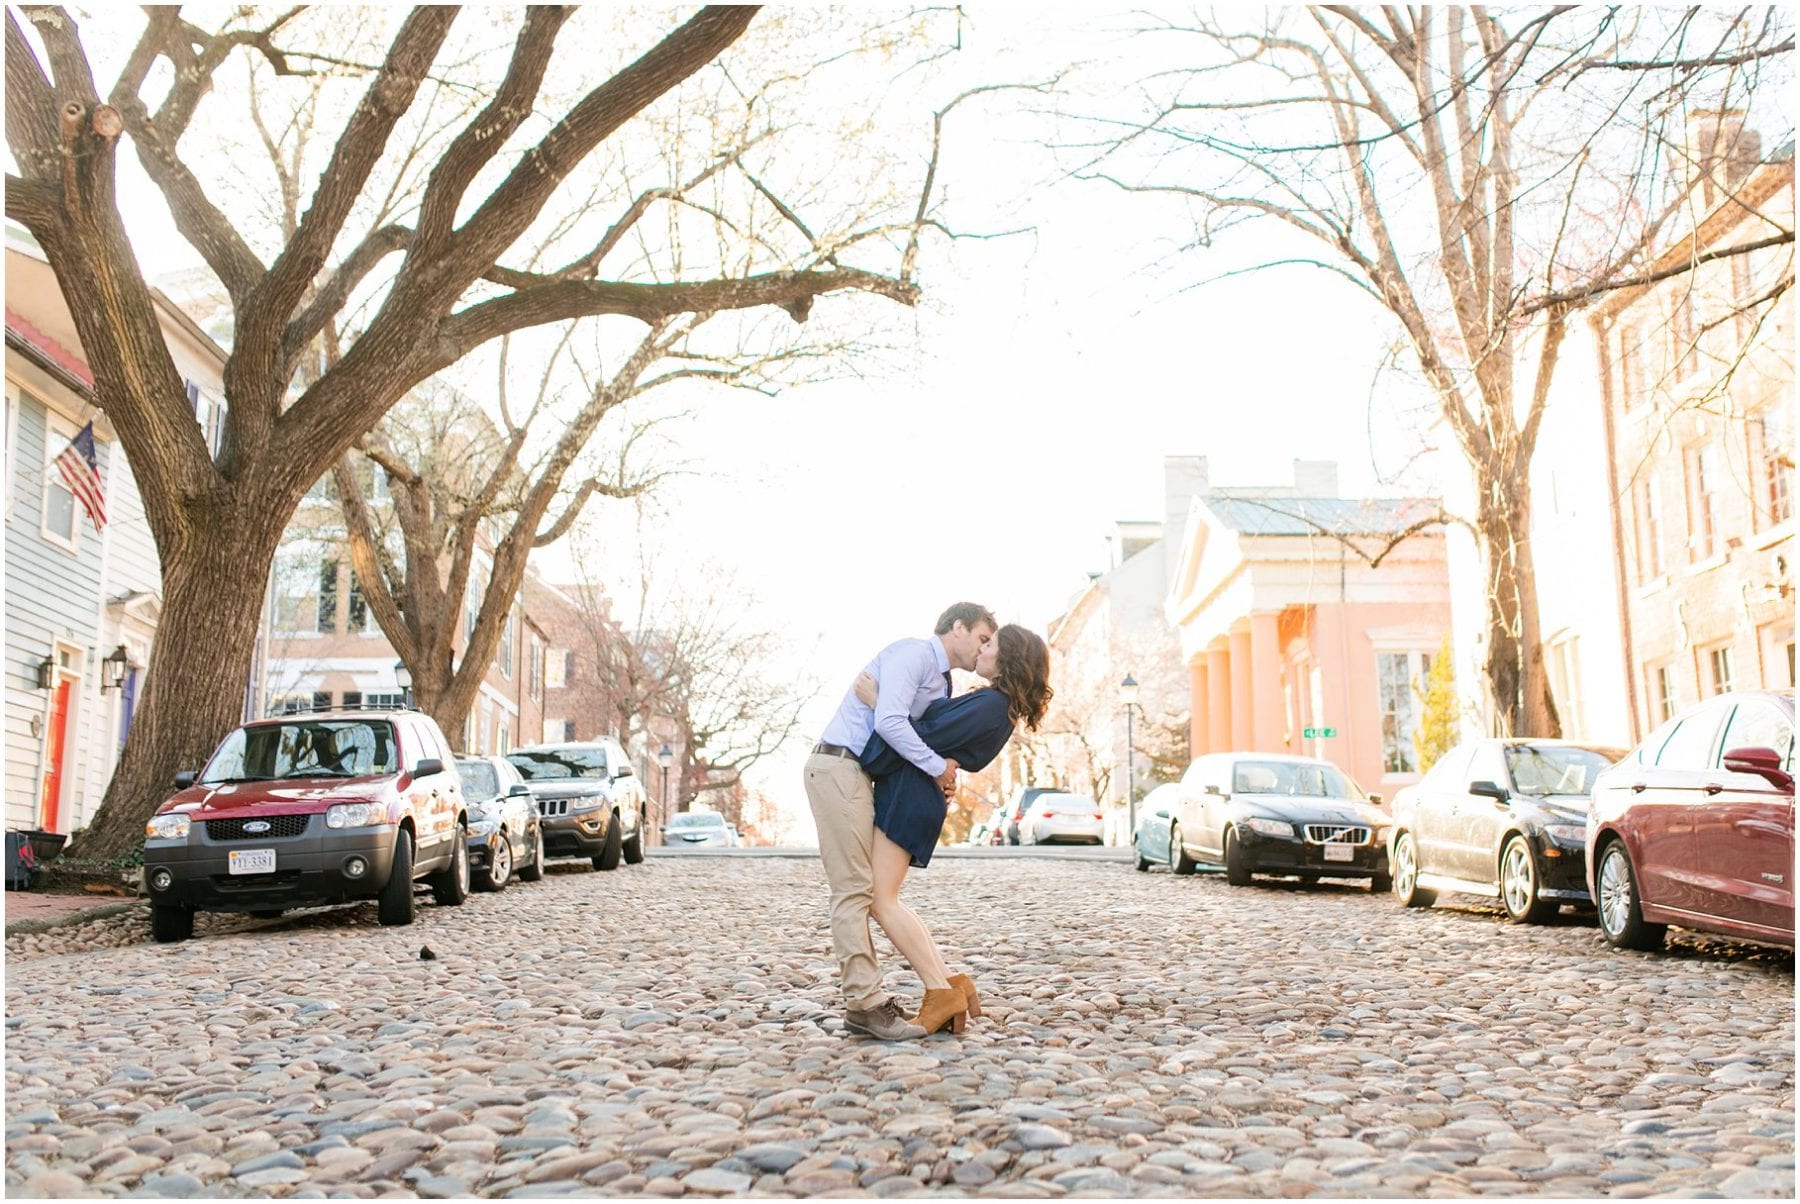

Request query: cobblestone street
[{"left": 5, "top": 853, "right": 1794, "bottom": 1198}]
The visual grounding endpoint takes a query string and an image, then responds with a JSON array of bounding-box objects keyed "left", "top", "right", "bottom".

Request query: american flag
[{"left": 54, "top": 421, "right": 106, "bottom": 532}]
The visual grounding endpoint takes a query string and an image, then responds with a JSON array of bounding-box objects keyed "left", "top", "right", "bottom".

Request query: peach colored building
[{"left": 1165, "top": 463, "right": 1453, "bottom": 799}]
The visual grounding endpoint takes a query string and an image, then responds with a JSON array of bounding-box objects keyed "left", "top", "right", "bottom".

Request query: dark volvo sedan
[
  {"left": 1388, "top": 739, "right": 1624, "bottom": 923},
  {"left": 1166, "top": 753, "right": 1391, "bottom": 889}
]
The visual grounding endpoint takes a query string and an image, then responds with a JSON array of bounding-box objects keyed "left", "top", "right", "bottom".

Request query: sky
[{"left": 73, "top": 6, "right": 1447, "bottom": 843}]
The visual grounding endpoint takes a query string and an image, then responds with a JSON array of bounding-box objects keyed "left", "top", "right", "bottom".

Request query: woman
[{"left": 855, "top": 623, "right": 1052, "bottom": 1036}]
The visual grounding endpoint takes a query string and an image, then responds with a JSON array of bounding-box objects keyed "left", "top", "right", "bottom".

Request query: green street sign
[{"left": 1303, "top": 726, "right": 1337, "bottom": 738}]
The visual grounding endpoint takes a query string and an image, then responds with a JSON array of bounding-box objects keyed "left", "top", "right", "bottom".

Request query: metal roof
[{"left": 1204, "top": 495, "right": 1443, "bottom": 537}]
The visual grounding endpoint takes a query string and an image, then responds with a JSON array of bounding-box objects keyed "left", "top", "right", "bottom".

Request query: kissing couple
[{"left": 803, "top": 602, "right": 1052, "bottom": 1040}]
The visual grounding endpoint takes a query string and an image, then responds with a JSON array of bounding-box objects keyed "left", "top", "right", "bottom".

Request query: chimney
[
  {"left": 1685, "top": 110, "right": 1761, "bottom": 209},
  {"left": 1292, "top": 459, "right": 1339, "bottom": 497}
]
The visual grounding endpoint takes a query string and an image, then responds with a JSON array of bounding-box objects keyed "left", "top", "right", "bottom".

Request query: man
[{"left": 805, "top": 602, "right": 996, "bottom": 1039}]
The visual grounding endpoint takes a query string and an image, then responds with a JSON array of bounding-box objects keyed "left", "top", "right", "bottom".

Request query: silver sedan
[
  {"left": 661, "top": 811, "right": 739, "bottom": 847},
  {"left": 1023, "top": 792, "right": 1105, "bottom": 845}
]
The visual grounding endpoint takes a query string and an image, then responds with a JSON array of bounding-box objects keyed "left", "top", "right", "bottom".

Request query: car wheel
[
  {"left": 518, "top": 825, "right": 545, "bottom": 882},
  {"left": 594, "top": 813, "right": 623, "bottom": 871},
  {"left": 1596, "top": 839, "right": 1666, "bottom": 951},
  {"left": 150, "top": 903, "right": 194, "bottom": 943},
  {"left": 1168, "top": 825, "right": 1198, "bottom": 876},
  {"left": 1135, "top": 850, "right": 1151, "bottom": 871},
  {"left": 1500, "top": 834, "right": 1555, "bottom": 924},
  {"left": 1223, "top": 829, "right": 1253, "bottom": 887},
  {"left": 431, "top": 828, "right": 471, "bottom": 906},
  {"left": 478, "top": 836, "right": 511, "bottom": 893},
  {"left": 622, "top": 814, "right": 645, "bottom": 865},
  {"left": 378, "top": 829, "right": 416, "bottom": 926},
  {"left": 1391, "top": 831, "right": 1435, "bottom": 908}
]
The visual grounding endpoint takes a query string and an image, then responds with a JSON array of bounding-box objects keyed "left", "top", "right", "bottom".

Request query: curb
[{"left": 4, "top": 899, "right": 142, "bottom": 937}]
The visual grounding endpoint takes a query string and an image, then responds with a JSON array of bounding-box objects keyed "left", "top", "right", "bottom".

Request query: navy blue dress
[{"left": 861, "top": 689, "right": 1013, "bottom": 869}]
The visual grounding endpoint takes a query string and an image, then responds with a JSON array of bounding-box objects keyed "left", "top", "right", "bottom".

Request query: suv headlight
[
  {"left": 1544, "top": 823, "right": 1586, "bottom": 845},
  {"left": 326, "top": 802, "right": 387, "bottom": 829},
  {"left": 1244, "top": 816, "right": 1294, "bottom": 838},
  {"left": 569, "top": 793, "right": 609, "bottom": 814},
  {"left": 146, "top": 814, "right": 190, "bottom": 841}
]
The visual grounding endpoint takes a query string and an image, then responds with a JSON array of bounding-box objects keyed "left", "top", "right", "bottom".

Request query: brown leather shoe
[
  {"left": 912, "top": 987, "right": 967, "bottom": 1035},
  {"left": 948, "top": 973, "right": 983, "bottom": 1018},
  {"left": 845, "top": 997, "right": 926, "bottom": 1040}
]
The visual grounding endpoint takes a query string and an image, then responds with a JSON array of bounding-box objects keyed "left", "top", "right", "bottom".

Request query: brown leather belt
[{"left": 812, "top": 742, "right": 858, "bottom": 760}]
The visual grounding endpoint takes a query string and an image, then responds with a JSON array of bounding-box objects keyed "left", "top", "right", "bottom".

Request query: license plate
[
  {"left": 1322, "top": 844, "right": 1354, "bottom": 862},
  {"left": 228, "top": 848, "right": 277, "bottom": 874}
]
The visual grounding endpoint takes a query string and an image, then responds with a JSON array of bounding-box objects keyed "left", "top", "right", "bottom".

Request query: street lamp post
[
  {"left": 394, "top": 659, "right": 413, "bottom": 710},
  {"left": 1119, "top": 673, "right": 1139, "bottom": 846},
  {"left": 657, "top": 743, "right": 674, "bottom": 846}
]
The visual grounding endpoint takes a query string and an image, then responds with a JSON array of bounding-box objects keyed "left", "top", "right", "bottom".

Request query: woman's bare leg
[{"left": 869, "top": 829, "right": 952, "bottom": 990}]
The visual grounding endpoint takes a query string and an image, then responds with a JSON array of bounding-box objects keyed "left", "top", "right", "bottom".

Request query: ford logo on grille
[{"left": 243, "top": 820, "right": 271, "bottom": 834}]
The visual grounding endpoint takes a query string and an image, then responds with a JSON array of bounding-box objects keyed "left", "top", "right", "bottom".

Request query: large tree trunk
[
  {"left": 73, "top": 496, "right": 288, "bottom": 858},
  {"left": 1476, "top": 470, "right": 1560, "bottom": 739}
]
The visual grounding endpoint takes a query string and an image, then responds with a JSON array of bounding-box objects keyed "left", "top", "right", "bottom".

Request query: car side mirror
[
  {"left": 174, "top": 770, "right": 197, "bottom": 789},
  {"left": 1367, "top": 793, "right": 1384, "bottom": 807},
  {"left": 613, "top": 764, "right": 633, "bottom": 778},
  {"left": 1469, "top": 780, "right": 1509, "bottom": 803},
  {"left": 1203, "top": 784, "right": 1224, "bottom": 797},
  {"left": 1722, "top": 746, "right": 1795, "bottom": 791},
  {"left": 1153, "top": 809, "right": 1170, "bottom": 819},
  {"left": 413, "top": 758, "right": 445, "bottom": 777},
  {"left": 507, "top": 783, "right": 533, "bottom": 798}
]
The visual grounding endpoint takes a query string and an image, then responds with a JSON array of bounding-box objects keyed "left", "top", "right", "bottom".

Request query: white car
[
  {"left": 662, "top": 811, "right": 738, "bottom": 847},
  {"left": 1022, "top": 792, "right": 1105, "bottom": 845}
]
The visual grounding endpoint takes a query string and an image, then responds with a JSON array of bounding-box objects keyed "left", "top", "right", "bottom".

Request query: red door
[{"left": 40, "top": 678, "right": 72, "bottom": 833}]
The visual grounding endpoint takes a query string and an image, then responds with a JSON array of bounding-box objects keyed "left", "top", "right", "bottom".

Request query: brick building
[{"left": 1591, "top": 117, "right": 1795, "bottom": 740}]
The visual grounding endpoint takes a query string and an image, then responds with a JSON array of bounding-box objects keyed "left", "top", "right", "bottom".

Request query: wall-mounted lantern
[
  {"left": 100, "top": 644, "right": 131, "bottom": 693},
  {"left": 35, "top": 656, "right": 55, "bottom": 690}
]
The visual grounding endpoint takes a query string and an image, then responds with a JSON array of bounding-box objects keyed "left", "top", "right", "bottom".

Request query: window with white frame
[
  {"left": 1377, "top": 650, "right": 1432, "bottom": 774},
  {"left": 272, "top": 546, "right": 323, "bottom": 634},
  {"left": 1649, "top": 663, "right": 1678, "bottom": 723},
  {"left": 1752, "top": 409, "right": 1793, "bottom": 528},
  {"left": 545, "top": 648, "right": 568, "bottom": 689},
  {"left": 1705, "top": 643, "right": 1735, "bottom": 696},
  {"left": 316, "top": 559, "right": 340, "bottom": 634},
  {"left": 1670, "top": 286, "right": 1700, "bottom": 379},
  {"left": 1545, "top": 636, "right": 1585, "bottom": 738},
  {"left": 1635, "top": 478, "right": 1665, "bottom": 581},
  {"left": 347, "top": 567, "right": 370, "bottom": 634},
  {"left": 1618, "top": 323, "right": 1653, "bottom": 409},
  {"left": 528, "top": 636, "right": 543, "bottom": 701},
  {"left": 1686, "top": 442, "right": 1720, "bottom": 561},
  {"left": 187, "top": 379, "right": 226, "bottom": 459},
  {"left": 497, "top": 603, "right": 516, "bottom": 678},
  {"left": 40, "top": 410, "right": 82, "bottom": 550}
]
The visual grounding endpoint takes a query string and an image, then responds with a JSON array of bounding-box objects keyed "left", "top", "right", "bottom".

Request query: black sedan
[
  {"left": 1388, "top": 738, "right": 1624, "bottom": 923},
  {"left": 1168, "top": 754, "right": 1391, "bottom": 889},
  {"left": 455, "top": 755, "right": 544, "bottom": 892}
]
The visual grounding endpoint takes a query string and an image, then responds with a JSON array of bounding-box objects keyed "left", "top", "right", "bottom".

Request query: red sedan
[{"left": 1587, "top": 689, "right": 1794, "bottom": 951}]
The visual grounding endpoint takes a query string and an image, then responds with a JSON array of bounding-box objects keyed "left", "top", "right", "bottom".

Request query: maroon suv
[
  {"left": 142, "top": 710, "right": 471, "bottom": 942},
  {"left": 1587, "top": 689, "right": 1794, "bottom": 951}
]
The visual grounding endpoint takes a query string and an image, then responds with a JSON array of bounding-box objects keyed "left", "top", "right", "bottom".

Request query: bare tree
[
  {"left": 6, "top": 6, "right": 972, "bottom": 855},
  {"left": 1073, "top": 5, "right": 1793, "bottom": 736},
  {"left": 567, "top": 537, "right": 813, "bottom": 818}
]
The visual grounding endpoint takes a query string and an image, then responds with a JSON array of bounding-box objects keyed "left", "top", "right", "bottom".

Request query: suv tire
[
  {"left": 378, "top": 829, "right": 417, "bottom": 926},
  {"left": 151, "top": 903, "right": 194, "bottom": 943},
  {"left": 594, "top": 814, "right": 623, "bottom": 871},
  {"left": 622, "top": 811, "right": 645, "bottom": 865},
  {"left": 431, "top": 827, "right": 470, "bottom": 906},
  {"left": 518, "top": 826, "right": 545, "bottom": 882}
]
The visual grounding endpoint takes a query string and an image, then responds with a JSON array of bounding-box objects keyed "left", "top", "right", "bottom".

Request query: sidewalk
[{"left": 4, "top": 888, "right": 140, "bottom": 931}]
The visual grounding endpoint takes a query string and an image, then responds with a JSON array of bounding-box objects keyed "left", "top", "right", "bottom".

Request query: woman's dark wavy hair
[{"left": 990, "top": 623, "right": 1052, "bottom": 732}]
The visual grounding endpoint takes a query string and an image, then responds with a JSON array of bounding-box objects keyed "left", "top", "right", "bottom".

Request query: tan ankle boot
[
  {"left": 912, "top": 987, "right": 968, "bottom": 1035},
  {"left": 948, "top": 973, "right": 983, "bottom": 1018}
]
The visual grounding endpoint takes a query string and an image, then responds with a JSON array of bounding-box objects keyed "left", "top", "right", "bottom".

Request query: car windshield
[
  {"left": 202, "top": 720, "right": 398, "bottom": 784},
  {"left": 457, "top": 761, "right": 499, "bottom": 800},
  {"left": 667, "top": 813, "right": 726, "bottom": 829},
  {"left": 1232, "top": 760, "right": 1362, "bottom": 798},
  {"left": 507, "top": 748, "right": 608, "bottom": 780},
  {"left": 1036, "top": 795, "right": 1094, "bottom": 809},
  {"left": 1505, "top": 745, "right": 1618, "bottom": 796}
]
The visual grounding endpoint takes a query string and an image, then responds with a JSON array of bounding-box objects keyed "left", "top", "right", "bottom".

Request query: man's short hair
[{"left": 935, "top": 602, "right": 997, "bottom": 635}]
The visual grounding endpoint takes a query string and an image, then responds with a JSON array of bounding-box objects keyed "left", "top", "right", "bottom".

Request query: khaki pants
[{"left": 804, "top": 752, "right": 882, "bottom": 1010}]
